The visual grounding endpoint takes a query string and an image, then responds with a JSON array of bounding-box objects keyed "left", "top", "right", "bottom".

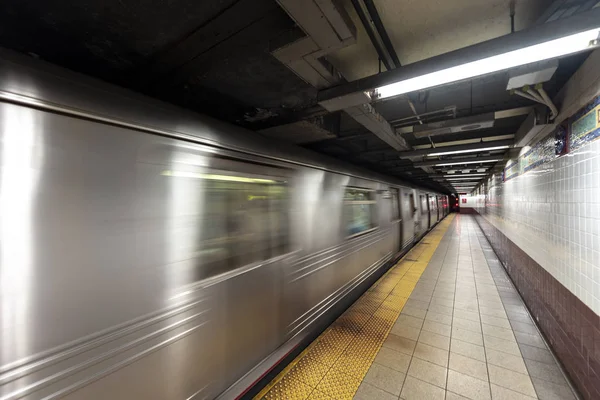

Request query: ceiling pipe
[
  {"left": 351, "top": 0, "right": 393, "bottom": 71},
  {"left": 362, "top": 0, "right": 401, "bottom": 68}
]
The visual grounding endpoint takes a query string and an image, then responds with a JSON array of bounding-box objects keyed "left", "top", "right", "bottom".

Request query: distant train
[{"left": 0, "top": 48, "right": 448, "bottom": 400}]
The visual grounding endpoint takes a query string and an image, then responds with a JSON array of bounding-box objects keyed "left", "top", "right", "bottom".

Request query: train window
[
  {"left": 390, "top": 188, "right": 400, "bottom": 221},
  {"left": 419, "top": 195, "right": 426, "bottom": 213},
  {"left": 177, "top": 171, "right": 290, "bottom": 280},
  {"left": 344, "top": 188, "right": 377, "bottom": 237},
  {"left": 409, "top": 193, "right": 416, "bottom": 214}
]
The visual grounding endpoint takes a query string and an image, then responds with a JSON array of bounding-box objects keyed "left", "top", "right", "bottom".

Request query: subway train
[{"left": 0, "top": 48, "right": 448, "bottom": 400}]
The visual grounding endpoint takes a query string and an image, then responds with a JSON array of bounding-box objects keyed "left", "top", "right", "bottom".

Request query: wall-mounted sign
[
  {"left": 462, "top": 198, "right": 467, "bottom": 204},
  {"left": 504, "top": 159, "right": 520, "bottom": 181}
]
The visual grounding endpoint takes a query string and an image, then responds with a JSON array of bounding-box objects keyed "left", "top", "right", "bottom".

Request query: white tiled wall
[{"left": 477, "top": 139, "right": 600, "bottom": 315}]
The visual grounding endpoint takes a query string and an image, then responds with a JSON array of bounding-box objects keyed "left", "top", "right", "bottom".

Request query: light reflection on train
[{"left": 0, "top": 50, "right": 449, "bottom": 400}]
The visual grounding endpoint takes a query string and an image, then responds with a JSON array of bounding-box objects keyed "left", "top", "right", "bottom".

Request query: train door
[
  {"left": 390, "top": 187, "right": 401, "bottom": 252},
  {"left": 424, "top": 194, "right": 431, "bottom": 229},
  {"left": 400, "top": 188, "right": 416, "bottom": 249}
]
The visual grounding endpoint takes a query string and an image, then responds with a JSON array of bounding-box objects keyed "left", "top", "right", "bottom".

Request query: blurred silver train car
[{"left": 0, "top": 49, "right": 448, "bottom": 400}]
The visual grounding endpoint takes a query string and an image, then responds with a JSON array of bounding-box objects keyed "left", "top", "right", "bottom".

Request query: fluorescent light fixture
[
  {"left": 428, "top": 146, "right": 508, "bottom": 157},
  {"left": 162, "top": 170, "right": 278, "bottom": 184},
  {"left": 444, "top": 173, "right": 487, "bottom": 177},
  {"left": 435, "top": 159, "right": 500, "bottom": 166},
  {"left": 376, "top": 28, "right": 600, "bottom": 99}
]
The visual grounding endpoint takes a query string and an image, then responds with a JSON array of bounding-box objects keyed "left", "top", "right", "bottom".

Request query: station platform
[{"left": 254, "top": 215, "right": 578, "bottom": 400}]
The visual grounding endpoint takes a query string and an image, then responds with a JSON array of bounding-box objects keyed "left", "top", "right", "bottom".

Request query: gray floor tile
[
  {"left": 483, "top": 335, "right": 521, "bottom": 356},
  {"left": 490, "top": 383, "right": 536, "bottom": 399},
  {"left": 419, "top": 330, "right": 450, "bottom": 351},
  {"left": 409, "top": 293, "right": 433, "bottom": 303},
  {"left": 453, "top": 317, "right": 483, "bottom": 333},
  {"left": 449, "top": 352, "right": 488, "bottom": 381},
  {"left": 425, "top": 310, "right": 452, "bottom": 325},
  {"left": 406, "top": 298, "right": 430, "bottom": 310},
  {"left": 451, "top": 338, "right": 486, "bottom": 362},
  {"left": 383, "top": 334, "right": 416, "bottom": 355},
  {"left": 487, "top": 364, "right": 536, "bottom": 398},
  {"left": 454, "top": 301, "right": 480, "bottom": 312},
  {"left": 413, "top": 342, "right": 449, "bottom": 367},
  {"left": 452, "top": 327, "right": 484, "bottom": 346},
  {"left": 422, "top": 319, "right": 451, "bottom": 337},
  {"left": 509, "top": 320, "right": 538, "bottom": 335},
  {"left": 514, "top": 331, "right": 546, "bottom": 349},
  {"left": 524, "top": 358, "right": 568, "bottom": 383},
  {"left": 485, "top": 348, "right": 528, "bottom": 374},
  {"left": 391, "top": 324, "right": 421, "bottom": 341},
  {"left": 363, "top": 363, "right": 405, "bottom": 396},
  {"left": 445, "top": 391, "right": 471, "bottom": 400},
  {"left": 518, "top": 343, "right": 556, "bottom": 365},
  {"left": 531, "top": 377, "right": 577, "bottom": 400},
  {"left": 506, "top": 311, "right": 533, "bottom": 324},
  {"left": 428, "top": 303, "right": 453, "bottom": 315},
  {"left": 447, "top": 370, "right": 491, "bottom": 400},
  {"left": 394, "top": 314, "right": 424, "bottom": 329},
  {"left": 481, "top": 324, "right": 515, "bottom": 341},
  {"left": 480, "top": 314, "right": 511, "bottom": 329},
  {"left": 353, "top": 382, "right": 398, "bottom": 400},
  {"left": 453, "top": 309, "right": 480, "bottom": 323},
  {"left": 402, "top": 305, "right": 427, "bottom": 319},
  {"left": 430, "top": 295, "right": 453, "bottom": 305},
  {"left": 408, "top": 357, "right": 447, "bottom": 388},
  {"left": 400, "top": 376, "right": 445, "bottom": 400},
  {"left": 479, "top": 306, "right": 508, "bottom": 319},
  {"left": 374, "top": 347, "right": 412, "bottom": 373}
]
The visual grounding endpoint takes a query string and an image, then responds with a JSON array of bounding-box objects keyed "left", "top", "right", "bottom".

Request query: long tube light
[
  {"left": 444, "top": 173, "right": 487, "bottom": 177},
  {"left": 428, "top": 146, "right": 508, "bottom": 157},
  {"left": 376, "top": 28, "right": 600, "bottom": 99},
  {"left": 435, "top": 159, "right": 500, "bottom": 166}
]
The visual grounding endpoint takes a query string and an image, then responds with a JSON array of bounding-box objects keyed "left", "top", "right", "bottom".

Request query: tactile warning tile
[
  {"left": 318, "top": 327, "right": 355, "bottom": 349},
  {"left": 349, "top": 299, "right": 381, "bottom": 315},
  {"left": 333, "top": 351, "right": 375, "bottom": 378},
  {"left": 287, "top": 356, "right": 331, "bottom": 387},
  {"left": 314, "top": 367, "right": 362, "bottom": 398},
  {"left": 302, "top": 339, "right": 345, "bottom": 367},
  {"left": 263, "top": 375, "right": 313, "bottom": 400},
  {"left": 255, "top": 215, "right": 455, "bottom": 400},
  {"left": 306, "top": 389, "right": 332, "bottom": 399}
]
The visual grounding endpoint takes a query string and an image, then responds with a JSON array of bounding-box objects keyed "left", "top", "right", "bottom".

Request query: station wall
[{"left": 473, "top": 94, "right": 600, "bottom": 399}]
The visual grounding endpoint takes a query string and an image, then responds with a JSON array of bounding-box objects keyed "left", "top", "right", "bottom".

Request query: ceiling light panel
[
  {"left": 428, "top": 146, "right": 509, "bottom": 157},
  {"left": 376, "top": 28, "right": 600, "bottom": 99},
  {"left": 434, "top": 159, "right": 500, "bottom": 166}
]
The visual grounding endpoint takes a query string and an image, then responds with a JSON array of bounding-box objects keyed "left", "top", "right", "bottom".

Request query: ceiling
[
  {"left": 329, "top": 0, "right": 549, "bottom": 80},
  {"left": 0, "top": 0, "right": 597, "bottom": 193}
]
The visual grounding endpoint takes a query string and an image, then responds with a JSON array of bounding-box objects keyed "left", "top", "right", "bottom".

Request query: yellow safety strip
[{"left": 254, "top": 215, "right": 455, "bottom": 399}]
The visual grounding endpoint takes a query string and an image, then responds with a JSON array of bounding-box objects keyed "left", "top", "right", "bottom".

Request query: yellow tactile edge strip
[{"left": 254, "top": 215, "right": 455, "bottom": 400}]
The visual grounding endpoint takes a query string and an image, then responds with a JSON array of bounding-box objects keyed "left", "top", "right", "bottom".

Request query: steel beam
[
  {"left": 414, "top": 155, "right": 504, "bottom": 167},
  {"left": 318, "top": 8, "right": 600, "bottom": 107},
  {"left": 398, "top": 139, "right": 514, "bottom": 158}
]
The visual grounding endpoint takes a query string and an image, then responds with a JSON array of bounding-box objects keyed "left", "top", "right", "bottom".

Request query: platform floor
[{"left": 254, "top": 214, "right": 578, "bottom": 400}]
